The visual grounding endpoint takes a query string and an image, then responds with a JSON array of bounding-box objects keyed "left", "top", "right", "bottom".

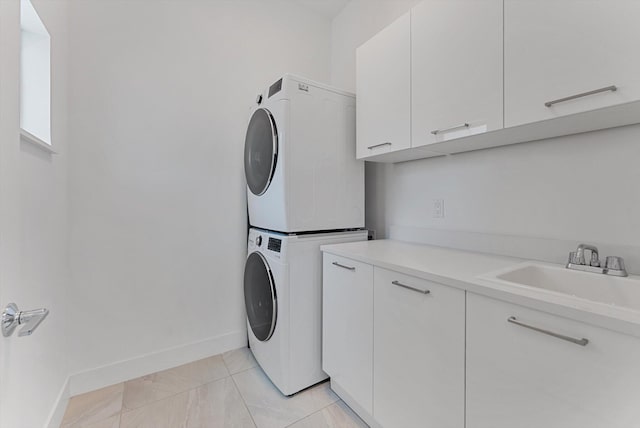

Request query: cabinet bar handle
[
  {"left": 367, "top": 141, "right": 393, "bottom": 150},
  {"left": 431, "top": 123, "right": 469, "bottom": 135},
  {"left": 507, "top": 316, "right": 589, "bottom": 346},
  {"left": 367, "top": 142, "right": 392, "bottom": 150},
  {"left": 544, "top": 85, "right": 617, "bottom": 107},
  {"left": 392, "top": 280, "right": 430, "bottom": 295},
  {"left": 332, "top": 261, "right": 355, "bottom": 271}
]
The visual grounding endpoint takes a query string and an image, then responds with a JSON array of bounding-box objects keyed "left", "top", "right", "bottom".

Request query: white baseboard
[
  {"left": 68, "top": 330, "right": 247, "bottom": 397},
  {"left": 45, "top": 377, "right": 70, "bottom": 428}
]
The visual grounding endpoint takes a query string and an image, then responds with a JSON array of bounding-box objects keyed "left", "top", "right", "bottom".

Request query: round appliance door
[
  {"left": 244, "top": 108, "right": 278, "bottom": 196},
  {"left": 244, "top": 251, "right": 277, "bottom": 341}
]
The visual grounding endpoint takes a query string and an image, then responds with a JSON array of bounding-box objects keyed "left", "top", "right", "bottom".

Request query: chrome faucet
[
  {"left": 574, "top": 244, "right": 600, "bottom": 267},
  {"left": 566, "top": 244, "right": 628, "bottom": 277}
]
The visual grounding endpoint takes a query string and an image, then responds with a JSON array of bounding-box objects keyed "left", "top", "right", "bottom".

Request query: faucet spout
[{"left": 575, "top": 244, "right": 600, "bottom": 267}]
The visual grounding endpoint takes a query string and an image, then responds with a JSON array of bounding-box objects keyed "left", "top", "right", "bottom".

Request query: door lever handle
[{"left": 2, "top": 303, "right": 49, "bottom": 337}]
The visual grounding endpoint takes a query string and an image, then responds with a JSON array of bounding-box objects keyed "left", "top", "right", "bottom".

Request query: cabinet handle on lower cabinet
[
  {"left": 507, "top": 316, "right": 589, "bottom": 346},
  {"left": 332, "top": 262, "right": 355, "bottom": 271},
  {"left": 544, "top": 85, "right": 617, "bottom": 107},
  {"left": 392, "top": 280, "right": 430, "bottom": 295},
  {"left": 367, "top": 142, "right": 392, "bottom": 150}
]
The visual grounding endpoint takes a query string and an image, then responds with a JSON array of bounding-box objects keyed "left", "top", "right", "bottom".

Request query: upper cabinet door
[
  {"left": 356, "top": 12, "right": 411, "bottom": 160},
  {"left": 411, "top": 0, "right": 503, "bottom": 147},
  {"left": 505, "top": 0, "right": 640, "bottom": 128}
]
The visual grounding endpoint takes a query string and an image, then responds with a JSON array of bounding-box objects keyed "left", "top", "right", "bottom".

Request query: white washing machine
[
  {"left": 244, "top": 74, "right": 364, "bottom": 233},
  {"left": 244, "top": 227, "right": 368, "bottom": 396}
]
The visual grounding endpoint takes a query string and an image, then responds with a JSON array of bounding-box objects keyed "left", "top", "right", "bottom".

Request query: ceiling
[{"left": 294, "top": 0, "right": 350, "bottom": 19}]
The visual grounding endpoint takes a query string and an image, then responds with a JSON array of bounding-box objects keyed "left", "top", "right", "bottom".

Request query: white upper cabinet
[
  {"left": 373, "top": 268, "right": 465, "bottom": 428},
  {"left": 356, "top": 0, "right": 640, "bottom": 162},
  {"left": 411, "top": 0, "right": 503, "bottom": 147},
  {"left": 505, "top": 0, "right": 640, "bottom": 127},
  {"left": 356, "top": 12, "right": 411, "bottom": 159}
]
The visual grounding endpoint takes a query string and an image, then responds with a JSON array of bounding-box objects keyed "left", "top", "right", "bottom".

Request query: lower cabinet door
[
  {"left": 373, "top": 267, "right": 465, "bottom": 428},
  {"left": 467, "top": 292, "right": 640, "bottom": 428},
  {"left": 322, "top": 254, "right": 374, "bottom": 413}
]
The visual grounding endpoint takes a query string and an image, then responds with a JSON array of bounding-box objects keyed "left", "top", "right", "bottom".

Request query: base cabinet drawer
[
  {"left": 373, "top": 267, "right": 465, "bottom": 428},
  {"left": 467, "top": 292, "right": 640, "bottom": 428},
  {"left": 322, "top": 254, "right": 374, "bottom": 414}
]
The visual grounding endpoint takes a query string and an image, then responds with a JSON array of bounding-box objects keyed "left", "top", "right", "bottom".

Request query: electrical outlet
[{"left": 433, "top": 199, "right": 445, "bottom": 218}]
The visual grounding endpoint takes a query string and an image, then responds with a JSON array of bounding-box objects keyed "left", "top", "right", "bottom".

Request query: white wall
[
  {"left": 330, "top": 0, "right": 421, "bottom": 92},
  {"left": 385, "top": 126, "right": 640, "bottom": 246},
  {"left": 67, "top": 0, "right": 332, "bottom": 392},
  {"left": 0, "top": 0, "right": 70, "bottom": 426},
  {"left": 331, "top": 1, "right": 640, "bottom": 268}
]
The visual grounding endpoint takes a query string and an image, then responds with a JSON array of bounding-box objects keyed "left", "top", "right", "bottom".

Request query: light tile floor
[{"left": 61, "top": 347, "right": 368, "bottom": 428}]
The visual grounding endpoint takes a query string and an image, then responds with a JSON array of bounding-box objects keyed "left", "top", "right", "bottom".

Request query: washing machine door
[
  {"left": 244, "top": 251, "right": 277, "bottom": 341},
  {"left": 244, "top": 108, "right": 278, "bottom": 196}
]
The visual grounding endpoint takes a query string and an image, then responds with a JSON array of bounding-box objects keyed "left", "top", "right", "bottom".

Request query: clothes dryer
[{"left": 244, "top": 75, "right": 364, "bottom": 233}]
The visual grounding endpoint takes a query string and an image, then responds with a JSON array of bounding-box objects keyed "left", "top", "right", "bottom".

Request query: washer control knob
[
  {"left": 256, "top": 236, "right": 263, "bottom": 247},
  {"left": 256, "top": 94, "right": 263, "bottom": 105}
]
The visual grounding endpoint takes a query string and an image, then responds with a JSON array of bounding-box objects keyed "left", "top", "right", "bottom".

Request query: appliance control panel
[
  {"left": 248, "top": 229, "right": 286, "bottom": 260},
  {"left": 267, "top": 238, "right": 282, "bottom": 253}
]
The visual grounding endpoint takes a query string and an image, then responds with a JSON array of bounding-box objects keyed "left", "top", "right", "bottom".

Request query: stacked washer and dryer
[{"left": 243, "top": 74, "right": 367, "bottom": 396}]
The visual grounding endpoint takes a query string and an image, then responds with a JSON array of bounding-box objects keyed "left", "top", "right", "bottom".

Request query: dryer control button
[
  {"left": 256, "top": 94, "right": 263, "bottom": 105},
  {"left": 256, "top": 236, "right": 263, "bottom": 247}
]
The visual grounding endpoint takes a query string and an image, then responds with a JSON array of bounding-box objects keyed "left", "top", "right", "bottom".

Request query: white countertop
[{"left": 321, "top": 239, "right": 640, "bottom": 338}]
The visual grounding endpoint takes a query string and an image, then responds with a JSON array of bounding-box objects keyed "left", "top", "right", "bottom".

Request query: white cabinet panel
[
  {"left": 411, "top": 0, "right": 503, "bottom": 147},
  {"left": 373, "top": 268, "right": 465, "bottom": 428},
  {"left": 356, "top": 12, "right": 411, "bottom": 159},
  {"left": 467, "top": 292, "right": 640, "bottom": 428},
  {"left": 322, "top": 254, "right": 374, "bottom": 413},
  {"left": 505, "top": 0, "right": 640, "bottom": 127}
]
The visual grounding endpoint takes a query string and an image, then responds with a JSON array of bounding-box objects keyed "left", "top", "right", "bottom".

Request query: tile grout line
[
  {"left": 60, "top": 385, "right": 126, "bottom": 428},
  {"left": 283, "top": 381, "right": 343, "bottom": 428},
  {"left": 231, "top": 365, "right": 337, "bottom": 428},
  {"left": 65, "top": 350, "right": 255, "bottom": 426},
  {"left": 117, "top": 374, "right": 239, "bottom": 427},
  {"left": 221, "top": 348, "right": 259, "bottom": 377},
  {"left": 117, "top": 351, "right": 255, "bottom": 418},
  {"left": 120, "top": 370, "right": 232, "bottom": 414},
  {"left": 230, "top": 371, "right": 259, "bottom": 428},
  {"left": 226, "top": 362, "right": 258, "bottom": 377},
  {"left": 282, "top": 399, "right": 338, "bottom": 428},
  {"left": 117, "top": 387, "right": 124, "bottom": 428},
  {"left": 75, "top": 349, "right": 349, "bottom": 428}
]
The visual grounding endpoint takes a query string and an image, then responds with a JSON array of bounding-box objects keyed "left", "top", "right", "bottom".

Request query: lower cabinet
[
  {"left": 322, "top": 254, "right": 374, "bottom": 413},
  {"left": 373, "top": 267, "right": 465, "bottom": 428},
  {"left": 466, "top": 292, "right": 640, "bottom": 428},
  {"left": 322, "top": 251, "right": 640, "bottom": 428}
]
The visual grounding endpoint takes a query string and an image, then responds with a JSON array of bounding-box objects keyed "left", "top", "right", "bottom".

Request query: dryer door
[
  {"left": 244, "top": 108, "right": 278, "bottom": 196},
  {"left": 244, "top": 251, "right": 277, "bottom": 341}
]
